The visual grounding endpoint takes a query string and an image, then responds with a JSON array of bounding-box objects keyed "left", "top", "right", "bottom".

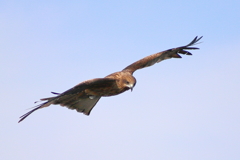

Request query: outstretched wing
[
  {"left": 122, "top": 36, "right": 202, "bottom": 74},
  {"left": 18, "top": 78, "right": 116, "bottom": 123}
]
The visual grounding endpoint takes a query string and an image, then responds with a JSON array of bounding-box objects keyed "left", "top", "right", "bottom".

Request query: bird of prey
[{"left": 18, "top": 36, "right": 202, "bottom": 123}]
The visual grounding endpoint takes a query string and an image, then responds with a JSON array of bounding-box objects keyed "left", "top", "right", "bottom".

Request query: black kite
[{"left": 19, "top": 36, "right": 202, "bottom": 123}]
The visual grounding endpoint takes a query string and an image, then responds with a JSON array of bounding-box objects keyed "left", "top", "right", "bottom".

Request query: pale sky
[{"left": 1, "top": 1, "right": 240, "bottom": 160}]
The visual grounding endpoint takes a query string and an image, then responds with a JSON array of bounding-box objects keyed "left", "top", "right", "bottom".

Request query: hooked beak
[{"left": 126, "top": 83, "right": 134, "bottom": 92}]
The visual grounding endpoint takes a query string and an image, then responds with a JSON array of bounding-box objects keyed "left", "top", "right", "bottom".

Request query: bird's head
[{"left": 121, "top": 74, "right": 136, "bottom": 92}]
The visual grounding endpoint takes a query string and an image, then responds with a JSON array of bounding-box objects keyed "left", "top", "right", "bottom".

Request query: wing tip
[
  {"left": 18, "top": 105, "right": 41, "bottom": 123},
  {"left": 187, "top": 36, "right": 203, "bottom": 46},
  {"left": 18, "top": 101, "right": 51, "bottom": 123}
]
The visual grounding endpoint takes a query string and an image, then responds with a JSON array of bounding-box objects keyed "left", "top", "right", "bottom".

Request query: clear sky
[{"left": 1, "top": 1, "right": 240, "bottom": 160}]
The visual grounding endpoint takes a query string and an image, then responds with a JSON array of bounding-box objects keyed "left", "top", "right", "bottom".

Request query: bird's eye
[{"left": 123, "top": 80, "right": 130, "bottom": 84}]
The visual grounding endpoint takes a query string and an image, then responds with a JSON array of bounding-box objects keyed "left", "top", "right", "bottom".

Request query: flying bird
[{"left": 19, "top": 36, "right": 202, "bottom": 123}]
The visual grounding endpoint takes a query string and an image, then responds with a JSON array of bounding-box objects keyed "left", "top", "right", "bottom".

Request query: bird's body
[{"left": 19, "top": 36, "right": 202, "bottom": 123}]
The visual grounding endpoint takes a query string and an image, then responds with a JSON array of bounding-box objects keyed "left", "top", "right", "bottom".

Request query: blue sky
[{"left": 1, "top": 1, "right": 240, "bottom": 160}]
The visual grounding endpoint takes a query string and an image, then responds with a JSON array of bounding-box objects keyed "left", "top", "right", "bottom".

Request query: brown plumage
[{"left": 18, "top": 36, "right": 202, "bottom": 123}]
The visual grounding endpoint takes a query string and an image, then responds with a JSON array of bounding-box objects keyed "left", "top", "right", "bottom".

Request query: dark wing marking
[
  {"left": 18, "top": 78, "right": 116, "bottom": 123},
  {"left": 122, "top": 36, "right": 202, "bottom": 74}
]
